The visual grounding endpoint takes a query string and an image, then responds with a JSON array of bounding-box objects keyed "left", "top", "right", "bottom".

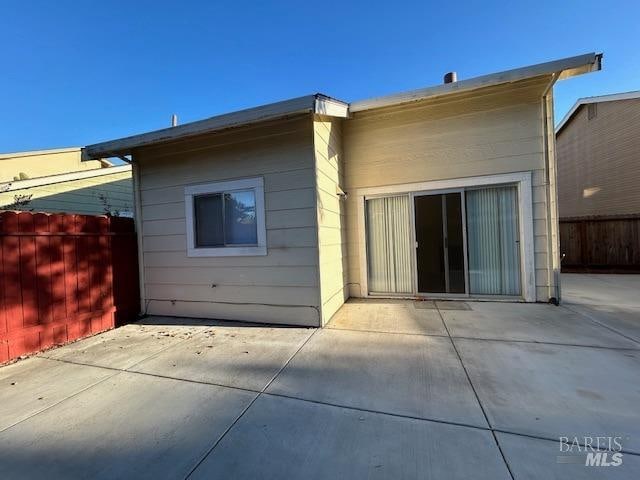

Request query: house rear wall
[
  {"left": 134, "top": 116, "right": 321, "bottom": 326},
  {"left": 314, "top": 116, "right": 348, "bottom": 325},
  {"left": 342, "top": 77, "right": 557, "bottom": 302}
]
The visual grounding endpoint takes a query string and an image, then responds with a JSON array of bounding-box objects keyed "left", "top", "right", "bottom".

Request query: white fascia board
[
  {"left": 0, "top": 164, "right": 132, "bottom": 192},
  {"left": 350, "top": 52, "right": 602, "bottom": 113},
  {"left": 315, "top": 95, "right": 349, "bottom": 117},
  {"left": 556, "top": 89, "right": 640, "bottom": 134}
]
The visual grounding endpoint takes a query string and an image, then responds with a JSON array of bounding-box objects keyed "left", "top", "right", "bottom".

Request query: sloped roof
[
  {"left": 84, "top": 52, "right": 602, "bottom": 159},
  {"left": 556, "top": 90, "right": 640, "bottom": 134},
  {"left": 84, "top": 95, "right": 348, "bottom": 159}
]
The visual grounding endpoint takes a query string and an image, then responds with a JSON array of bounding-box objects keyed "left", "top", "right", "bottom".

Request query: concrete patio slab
[
  {"left": 440, "top": 301, "right": 638, "bottom": 348},
  {"left": 327, "top": 299, "right": 447, "bottom": 336},
  {"left": 0, "top": 357, "right": 114, "bottom": 432},
  {"left": 0, "top": 371, "right": 256, "bottom": 480},
  {"left": 435, "top": 300, "right": 471, "bottom": 310},
  {"left": 40, "top": 323, "right": 202, "bottom": 370},
  {"left": 267, "top": 329, "right": 487, "bottom": 427},
  {"left": 562, "top": 273, "right": 640, "bottom": 308},
  {"left": 130, "top": 324, "right": 313, "bottom": 391},
  {"left": 456, "top": 338, "right": 640, "bottom": 453},
  {"left": 497, "top": 432, "right": 640, "bottom": 479},
  {"left": 190, "top": 394, "right": 511, "bottom": 480},
  {"left": 565, "top": 303, "right": 640, "bottom": 343}
]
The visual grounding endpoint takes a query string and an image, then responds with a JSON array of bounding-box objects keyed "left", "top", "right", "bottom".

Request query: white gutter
[{"left": 350, "top": 52, "right": 602, "bottom": 113}]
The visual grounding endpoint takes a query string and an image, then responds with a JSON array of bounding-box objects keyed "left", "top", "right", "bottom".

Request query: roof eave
[
  {"left": 83, "top": 94, "right": 348, "bottom": 160},
  {"left": 350, "top": 52, "right": 603, "bottom": 113},
  {"left": 556, "top": 88, "right": 640, "bottom": 134}
]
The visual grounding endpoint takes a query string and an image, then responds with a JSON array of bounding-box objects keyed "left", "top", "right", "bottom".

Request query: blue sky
[{"left": 1, "top": 0, "right": 638, "bottom": 152}]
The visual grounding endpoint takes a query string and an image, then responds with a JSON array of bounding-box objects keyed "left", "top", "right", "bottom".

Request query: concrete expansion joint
[{"left": 437, "top": 305, "right": 516, "bottom": 480}]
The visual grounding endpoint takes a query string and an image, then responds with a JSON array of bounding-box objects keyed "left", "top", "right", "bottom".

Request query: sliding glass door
[
  {"left": 364, "top": 183, "right": 522, "bottom": 298},
  {"left": 414, "top": 192, "right": 466, "bottom": 294},
  {"left": 466, "top": 186, "right": 521, "bottom": 296},
  {"left": 365, "top": 195, "right": 413, "bottom": 294}
]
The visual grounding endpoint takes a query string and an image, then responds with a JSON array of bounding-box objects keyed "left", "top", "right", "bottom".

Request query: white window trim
[
  {"left": 355, "top": 171, "right": 536, "bottom": 302},
  {"left": 184, "top": 177, "right": 267, "bottom": 257}
]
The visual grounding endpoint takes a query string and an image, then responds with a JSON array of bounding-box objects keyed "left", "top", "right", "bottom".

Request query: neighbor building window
[{"left": 185, "top": 177, "right": 266, "bottom": 257}]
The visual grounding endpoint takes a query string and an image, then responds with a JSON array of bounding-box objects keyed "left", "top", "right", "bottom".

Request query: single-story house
[
  {"left": 0, "top": 147, "right": 133, "bottom": 215},
  {"left": 83, "top": 52, "right": 602, "bottom": 327},
  {"left": 555, "top": 90, "right": 640, "bottom": 271}
]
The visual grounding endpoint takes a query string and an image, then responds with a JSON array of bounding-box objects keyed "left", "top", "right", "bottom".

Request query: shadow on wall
[
  {"left": 0, "top": 177, "right": 133, "bottom": 216},
  {"left": 0, "top": 211, "right": 140, "bottom": 362}
]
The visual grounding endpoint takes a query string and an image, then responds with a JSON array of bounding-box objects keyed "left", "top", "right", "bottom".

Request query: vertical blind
[
  {"left": 466, "top": 186, "right": 521, "bottom": 295},
  {"left": 366, "top": 195, "right": 413, "bottom": 293}
]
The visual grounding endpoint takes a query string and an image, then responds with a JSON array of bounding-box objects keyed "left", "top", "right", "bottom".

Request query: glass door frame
[
  {"left": 358, "top": 171, "right": 535, "bottom": 302},
  {"left": 409, "top": 188, "right": 470, "bottom": 298},
  {"left": 363, "top": 192, "right": 414, "bottom": 296}
]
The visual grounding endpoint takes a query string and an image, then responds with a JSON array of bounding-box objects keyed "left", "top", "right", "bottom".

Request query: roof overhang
[
  {"left": 556, "top": 89, "right": 640, "bottom": 134},
  {"left": 350, "top": 52, "right": 602, "bottom": 113},
  {"left": 83, "top": 94, "right": 348, "bottom": 160},
  {"left": 83, "top": 52, "right": 601, "bottom": 160}
]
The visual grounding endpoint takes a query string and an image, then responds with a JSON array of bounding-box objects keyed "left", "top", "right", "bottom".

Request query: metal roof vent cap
[{"left": 444, "top": 72, "right": 458, "bottom": 84}]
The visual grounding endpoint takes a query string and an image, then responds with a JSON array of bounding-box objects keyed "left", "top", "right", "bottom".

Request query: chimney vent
[
  {"left": 444, "top": 72, "right": 458, "bottom": 84},
  {"left": 171, "top": 114, "right": 178, "bottom": 127}
]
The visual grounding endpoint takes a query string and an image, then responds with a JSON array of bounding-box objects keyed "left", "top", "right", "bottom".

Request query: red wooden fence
[{"left": 0, "top": 211, "right": 140, "bottom": 363}]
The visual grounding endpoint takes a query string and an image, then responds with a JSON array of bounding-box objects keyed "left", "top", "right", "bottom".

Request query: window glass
[
  {"left": 466, "top": 186, "right": 521, "bottom": 295},
  {"left": 224, "top": 190, "right": 257, "bottom": 245},
  {"left": 194, "top": 193, "right": 224, "bottom": 247}
]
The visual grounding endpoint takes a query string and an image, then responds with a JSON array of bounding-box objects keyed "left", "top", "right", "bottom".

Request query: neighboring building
[
  {"left": 556, "top": 91, "right": 640, "bottom": 218},
  {"left": 84, "top": 53, "right": 602, "bottom": 327},
  {"left": 555, "top": 91, "right": 640, "bottom": 271},
  {"left": 0, "top": 147, "right": 133, "bottom": 215}
]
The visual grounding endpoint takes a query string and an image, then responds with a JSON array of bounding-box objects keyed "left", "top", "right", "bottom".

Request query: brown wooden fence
[
  {"left": 560, "top": 215, "right": 640, "bottom": 272},
  {"left": 0, "top": 211, "right": 140, "bottom": 363}
]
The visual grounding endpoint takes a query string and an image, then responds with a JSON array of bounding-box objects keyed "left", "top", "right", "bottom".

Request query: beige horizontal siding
[
  {"left": 557, "top": 97, "right": 640, "bottom": 217},
  {"left": 0, "top": 149, "right": 106, "bottom": 183},
  {"left": 0, "top": 171, "right": 132, "bottom": 215},
  {"left": 143, "top": 247, "right": 318, "bottom": 268},
  {"left": 145, "top": 284, "right": 319, "bottom": 306},
  {"left": 144, "top": 266, "right": 319, "bottom": 287},
  {"left": 342, "top": 78, "right": 553, "bottom": 301},
  {"left": 136, "top": 116, "right": 321, "bottom": 326},
  {"left": 144, "top": 301, "right": 318, "bottom": 326},
  {"left": 314, "top": 116, "right": 348, "bottom": 324}
]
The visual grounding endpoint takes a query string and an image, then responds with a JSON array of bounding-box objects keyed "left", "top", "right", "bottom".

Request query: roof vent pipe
[
  {"left": 171, "top": 114, "right": 178, "bottom": 127},
  {"left": 444, "top": 72, "right": 457, "bottom": 84}
]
